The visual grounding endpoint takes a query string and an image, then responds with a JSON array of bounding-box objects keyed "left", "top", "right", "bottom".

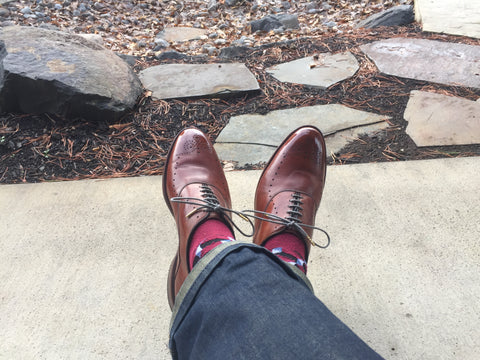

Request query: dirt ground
[{"left": 1, "top": 24, "right": 479, "bottom": 184}]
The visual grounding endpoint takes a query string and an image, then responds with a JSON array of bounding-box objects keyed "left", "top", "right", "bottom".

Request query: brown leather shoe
[
  {"left": 253, "top": 126, "right": 328, "bottom": 261},
  {"left": 163, "top": 128, "right": 233, "bottom": 309}
]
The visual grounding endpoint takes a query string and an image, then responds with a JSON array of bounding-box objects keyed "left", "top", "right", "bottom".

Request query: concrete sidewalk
[{"left": 0, "top": 157, "right": 479, "bottom": 359}]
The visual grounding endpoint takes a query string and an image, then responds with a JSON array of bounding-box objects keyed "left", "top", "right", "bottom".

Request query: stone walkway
[
  {"left": 214, "top": 104, "right": 389, "bottom": 166},
  {"left": 212, "top": 36, "right": 479, "bottom": 165},
  {"left": 1, "top": 22, "right": 479, "bottom": 157},
  {"left": 139, "top": 30, "right": 480, "bottom": 165},
  {"left": 139, "top": 29, "right": 479, "bottom": 164}
]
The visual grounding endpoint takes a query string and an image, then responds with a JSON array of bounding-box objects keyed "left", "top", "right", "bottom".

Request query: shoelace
[
  {"left": 242, "top": 192, "right": 330, "bottom": 249},
  {"left": 170, "top": 184, "right": 255, "bottom": 237}
]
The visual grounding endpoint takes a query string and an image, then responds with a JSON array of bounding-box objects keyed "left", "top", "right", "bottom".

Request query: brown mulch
[{"left": 1, "top": 24, "right": 480, "bottom": 184}]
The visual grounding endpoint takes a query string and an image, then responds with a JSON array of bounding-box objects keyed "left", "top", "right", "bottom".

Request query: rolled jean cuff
[{"left": 169, "top": 241, "right": 313, "bottom": 335}]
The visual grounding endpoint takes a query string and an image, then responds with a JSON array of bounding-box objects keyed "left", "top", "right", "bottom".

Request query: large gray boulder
[
  {"left": 250, "top": 16, "right": 283, "bottom": 32},
  {"left": 356, "top": 5, "right": 414, "bottom": 29},
  {"left": 0, "top": 26, "right": 143, "bottom": 121},
  {"left": 250, "top": 14, "right": 300, "bottom": 32}
]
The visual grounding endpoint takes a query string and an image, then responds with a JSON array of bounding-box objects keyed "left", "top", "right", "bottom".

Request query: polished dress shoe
[
  {"left": 163, "top": 128, "right": 234, "bottom": 309},
  {"left": 252, "top": 126, "right": 328, "bottom": 260}
]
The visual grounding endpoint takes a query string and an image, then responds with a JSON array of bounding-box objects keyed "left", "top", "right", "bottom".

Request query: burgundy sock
[
  {"left": 264, "top": 233, "right": 308, "bottom": 273},
  {"left": 188, "top": 219, "right": 235, "bottom": 269}
]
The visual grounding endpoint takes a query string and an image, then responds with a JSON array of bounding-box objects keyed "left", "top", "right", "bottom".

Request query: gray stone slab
[
  {"left": 215, "top": 143, "right": 277, "bottom": 167},
  {"left": 361, "top": 38, "right": 480, "bottom": 89},
  {"left": 215, "top": 121, "right": 389, "bottom": 166},
  {"left": 326, "top": 122, "right": 388, "bottom": 155},
  {"left": 415, "top": 0, "right": 480, "bottom": 39},
  {"left": 214, "top": 104, "right": 389, "bottom": 166},
  {"left": 216, "top": 104, "right": 389, "bottom": 145},
  {"left": 139, "top": 63, "right": 260, "bottom": 100},
  {"left": 266, "top": 52, "right": 359, "bottom": 88},
  {"left": 156, "top": 27, "right": 207, "bottom": 42},
  {"left": 404, "top": 90, "right": 480, "bottom": 146}
]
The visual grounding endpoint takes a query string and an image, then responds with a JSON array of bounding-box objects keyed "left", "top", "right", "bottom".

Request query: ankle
[
  {"left": 188, "top": 219, "right": 235, "bottom": 270},
  {"left": 264, "top": 232, "right": 308, "bottom": 274}
]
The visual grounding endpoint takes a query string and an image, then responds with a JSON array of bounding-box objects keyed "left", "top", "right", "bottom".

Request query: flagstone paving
[
  {"left": 415, "top": 0, "right": 480, "bottom": 39},
  {"left": 215, "top": 122, "right": 388, "bottom": 166},
  {"left": 266, "top": 52, "right": 359, "bottom": 89},
  {"left": 139, "top": 63, "right": 260, "bottom": 100},
  {"left": 404, "top": 91, "right": 480, "bottom": 147},
  {"left": 214, "top": 104, "right": 389, "bottom": 166},
  {"left": 360, "top": 38, "right": 480, "bottom": 89}
]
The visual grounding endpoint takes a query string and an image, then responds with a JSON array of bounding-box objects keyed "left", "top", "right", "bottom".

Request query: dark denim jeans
[{"left": 169, "top": 243, "right": 384, "bottom": 360}]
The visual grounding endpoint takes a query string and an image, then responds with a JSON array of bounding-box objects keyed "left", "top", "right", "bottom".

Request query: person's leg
[
  {"left": 169, "top": 244, "right": 383, "bottom": 360},
  {"left": 168, "top": 126, "right": 383, "bottom": 359},
  {"left": 162, "top": 128, "right": 252, "bottom": 309}
]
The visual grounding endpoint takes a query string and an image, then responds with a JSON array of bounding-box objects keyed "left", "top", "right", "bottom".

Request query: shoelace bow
[
  {"left": 171, "top": 186, "right": 330, "bottom": 248},
  {"left": 170, "top": 184, "right": 255, "bottom": 237},
  {"left": 242, "top": 192, "right": 330, "bottom": 249}
]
